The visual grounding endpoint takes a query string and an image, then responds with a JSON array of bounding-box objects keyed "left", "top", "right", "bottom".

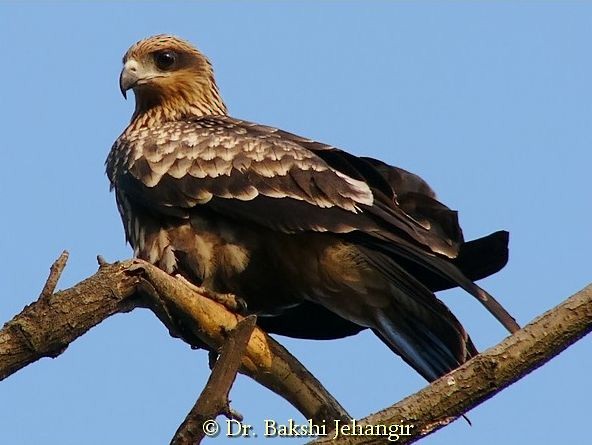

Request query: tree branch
[
  {"left": 3, "top": 254, "right": 591, "bottom": 444},
  {"left": 311, "top": 283, "right": 592, "bottom": 444},
  {"left": 38, "top": 250, "right": 69, "bottom": 301},
  {"left": 128, "top": 261, "right": 350, "bottom": 425},
  {"left": 0, "top": 257, "right": 349, "bottom": 426},
  {"left": 171, "top": 315, "right": 257, "bottom": 445},
  {"left": 0, "top": 259, "right": 140, "bottom": 379}
]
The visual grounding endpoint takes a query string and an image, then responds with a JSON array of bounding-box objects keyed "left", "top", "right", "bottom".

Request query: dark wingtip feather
[
  {"left": 472, "top": 284, "right": 521, "bottom": 334},
  {"left": 455, "top": 230, "right": 509, "bottom": 283}
]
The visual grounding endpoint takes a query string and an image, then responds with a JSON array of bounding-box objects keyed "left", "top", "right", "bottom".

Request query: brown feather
[{"left": 107, "top": 35, "right": 519, "bottom": 383}]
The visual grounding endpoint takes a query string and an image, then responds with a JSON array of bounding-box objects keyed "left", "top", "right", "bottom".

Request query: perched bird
[{"left": 107, "top": 35, "right": 519, "bottom": 382}]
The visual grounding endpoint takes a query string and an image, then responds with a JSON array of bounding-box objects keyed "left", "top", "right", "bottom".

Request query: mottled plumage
[{"left": 108, "top": 35, "right": 519, "bottom": 382}]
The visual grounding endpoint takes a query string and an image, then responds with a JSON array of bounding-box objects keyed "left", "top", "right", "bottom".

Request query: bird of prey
[{"left": 107, "top": 35, "right": 519, "bottom": 382}]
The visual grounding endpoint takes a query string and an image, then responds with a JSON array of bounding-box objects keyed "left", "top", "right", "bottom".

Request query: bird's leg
[{"left": 174, "top": 274, "right": 248, "bottom": 314}]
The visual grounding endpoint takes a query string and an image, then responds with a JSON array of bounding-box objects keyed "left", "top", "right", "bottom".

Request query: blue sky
[{"left": 1, "top": 2, "right": 591, "bottom": 444}]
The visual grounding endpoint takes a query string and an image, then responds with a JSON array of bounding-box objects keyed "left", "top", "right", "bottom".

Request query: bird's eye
[{"left": 154, "top": 51, "right": 177, "bottom": 70}]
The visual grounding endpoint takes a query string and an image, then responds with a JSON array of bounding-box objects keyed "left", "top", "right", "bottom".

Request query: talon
[
  {"left": 127, "top": 259, "right": 149, "bottom": 274},
  {"left": 235, "top": 296, "right": 248, "bottom": 314},
  {"left": 175, "top": 275, "right": 245, "bottom": 313}
]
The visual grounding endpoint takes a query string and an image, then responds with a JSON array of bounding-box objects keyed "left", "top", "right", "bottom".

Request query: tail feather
[
  {"left": 373, "top": 309, "right": 477, "bottom": 382},
  {"left": 359, "top": 232, "right": 520, "bottom": 334},
  {"left": 358, "top": 246, "right": 478, "bottom": 381},
  {"left": 423, "top": 256, "right": 521, "bottom": 334},
  {"left": 453, "top": 230, "right": 509, "bottom": 284}
]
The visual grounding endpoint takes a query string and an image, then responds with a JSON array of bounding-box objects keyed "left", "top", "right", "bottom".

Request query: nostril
[{"left": 124, "top": 60, "right": 139, "bottom": 73}]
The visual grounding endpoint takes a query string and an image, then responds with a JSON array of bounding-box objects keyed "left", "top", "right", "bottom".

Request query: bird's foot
[{"left": 175, "top": 275, "right": 248, "bottom": 314}]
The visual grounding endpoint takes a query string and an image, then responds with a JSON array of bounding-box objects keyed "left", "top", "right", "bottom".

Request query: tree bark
[
  {"left": 0, "top": 259, "right": 140, "bottom": 380},
  {"left": 0, "top": 257, "right": 349, "bottom": 426},
  {"left": 171, "top": 315, "right": 257, "bottom": 445},
  {"left": 1, "top": 254, "right": 591, "bottom": 444},
  {"left": 311, "top": 283, "right": 592, "bottom": 444}
]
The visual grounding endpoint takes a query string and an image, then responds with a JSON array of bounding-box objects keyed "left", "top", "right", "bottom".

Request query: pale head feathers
[{"left": 120, "top": 35, "right": 227, "bottom": 128}]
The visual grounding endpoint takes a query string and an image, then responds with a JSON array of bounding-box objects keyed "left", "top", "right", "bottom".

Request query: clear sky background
[{"left": 1, "top": 2, "right": 591, "bottom": 444}]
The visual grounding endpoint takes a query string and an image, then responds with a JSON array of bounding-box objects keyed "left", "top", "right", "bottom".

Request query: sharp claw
[{"left": 175, "top": 275, "right": 246, "bottom": 313}]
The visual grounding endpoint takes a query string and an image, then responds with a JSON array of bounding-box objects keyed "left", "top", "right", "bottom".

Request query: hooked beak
[{"left": 119, "top": 59, "right": 141, "bottom": 99}]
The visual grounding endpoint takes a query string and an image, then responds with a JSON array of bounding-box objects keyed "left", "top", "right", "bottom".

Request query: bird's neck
[{"left": 128, "top": 82, "right": 227, "bottom": 130}]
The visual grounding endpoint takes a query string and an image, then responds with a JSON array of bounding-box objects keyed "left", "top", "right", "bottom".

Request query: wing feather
[
  {"left": 110, "top": 117, "right": 374, "bottom": 215},
  {"left": 107, "top": 115, "right": 518, "bottom": 335}
]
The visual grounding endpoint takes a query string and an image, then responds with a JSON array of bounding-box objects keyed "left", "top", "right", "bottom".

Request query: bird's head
[{"left": 120, "top": 35, "right": 227, "bottom": 124}]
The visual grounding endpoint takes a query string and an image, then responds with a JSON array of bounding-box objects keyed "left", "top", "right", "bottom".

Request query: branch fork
[{"left": 1, "top": 252, "right": 591, "bottom": 444}]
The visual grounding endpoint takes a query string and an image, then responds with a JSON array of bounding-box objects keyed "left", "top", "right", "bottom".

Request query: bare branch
[
  {"left": 38, "top": 250, "right": 69, "bottom": 301},
  {"left": 0, "top": 260, "right": 140, "bottom": 380},
  {"left": 171, "top": 315, "right": 257, "bottom": 445},
  {"left": 311, "top": 283, "right": 592, "bottom": 444},
  {"left": 3, "top": 254, "right": 591, "bottom": 444},
  {"left": 0, "top": 258, "right": 349, "bottom": 425},
  {"left": 130, "top": 261, "right": 350, "bottom": 425}
]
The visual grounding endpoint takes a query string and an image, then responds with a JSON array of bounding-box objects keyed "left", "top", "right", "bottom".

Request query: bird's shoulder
[
  {"left": 107, "top": 115, "right": 376, "bottom": 213},
  {"left": 107, "top": 115, "right": 465, "bottom": 257}
]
